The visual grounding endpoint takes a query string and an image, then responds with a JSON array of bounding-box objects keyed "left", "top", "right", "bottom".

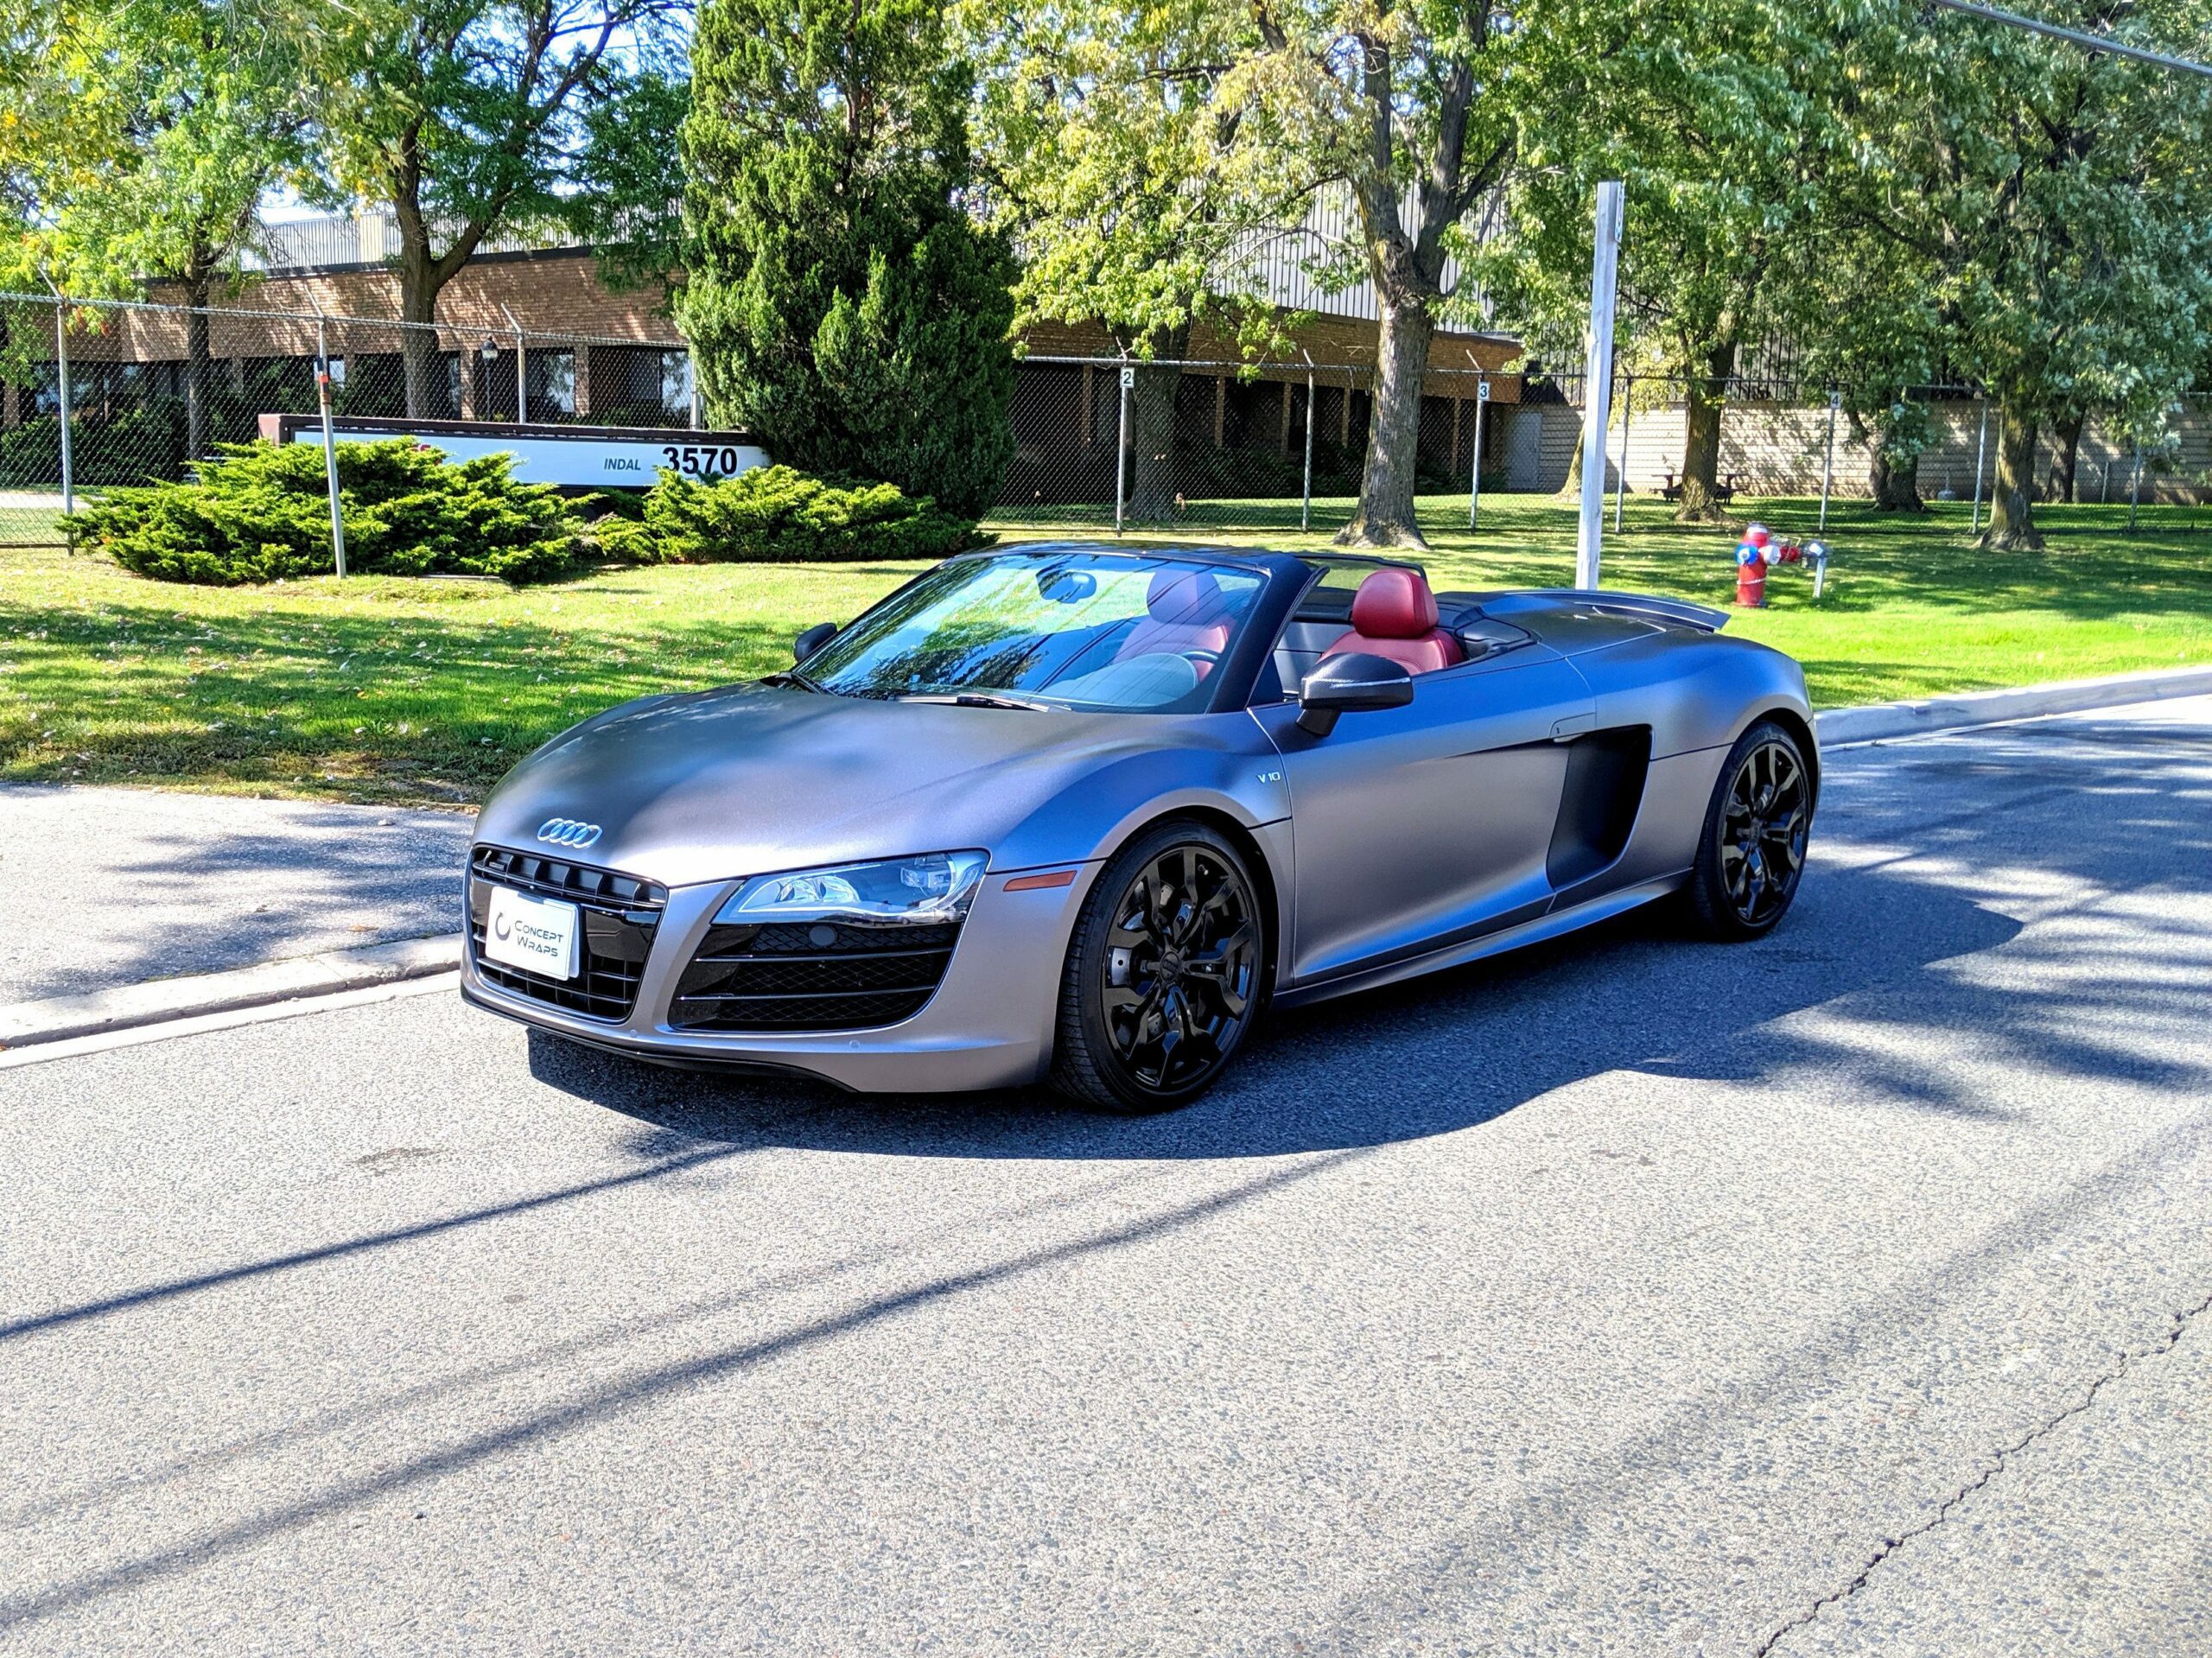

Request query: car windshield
[{"left": 797, "top": 550, "right": 1268, "bottom": 713}]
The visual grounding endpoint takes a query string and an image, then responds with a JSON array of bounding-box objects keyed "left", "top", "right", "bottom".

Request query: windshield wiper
[
  {"left": 900, "top": 691, "right": 1053, "bottom": 712},
  {"left": 760, "top": 669, "right": 827, "bottom": 693}
]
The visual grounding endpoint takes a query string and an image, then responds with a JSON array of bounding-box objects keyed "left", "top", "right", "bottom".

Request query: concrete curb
[
  {"left": 0, "top": 932, "right": 461, "bottom": 1050},
  {"left": 1815, "top": 664, "right": 2212, "bottom": 748}
]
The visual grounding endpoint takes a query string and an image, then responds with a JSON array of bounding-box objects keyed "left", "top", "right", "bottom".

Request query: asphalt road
[
  {"left": 2, "top": 700, "right": 2209, "bottom": 1655},
  {"left": 0, "top": 784, "right": 467, "bottom": 1005}
]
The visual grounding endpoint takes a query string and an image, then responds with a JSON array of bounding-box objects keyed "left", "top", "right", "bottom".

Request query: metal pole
[
  {"left": 316, "top": 316, "right": 347, "bottom": 578},
  {"left": 1300, "top": 369, "right": 1315, "bottom": 532},
  {"left": 1469, "top": 377, "right": 1489, "bottom": 530},
  {"left": 500, "top": 302, "right": 525, "bottom": 420},
  {"left": 688, "top": 352, "right": 702, "bottom": 430},
  {"left": 1820, "top": 390, "right": 1840, "bottom": 532},
  {"left": 2129, "top": 443, "right": 2143, "bottom": 530},
  {"left": 50, "top": 291, "right": 74, "bottom": 516},
  {"left": 1613, "top": 373, "right": 1631, "bottom": 533},
  {"left": 1969, "top": 399, "right": 1989, "bottom": 535},
  {"left": 1577, "top": 181, "right": 1624, "bottom": 588},
  {"left": 1114, "top": 362, "right": 1131, "bottom": 535}
]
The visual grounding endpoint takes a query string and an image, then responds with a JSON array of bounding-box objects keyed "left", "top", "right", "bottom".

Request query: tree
[
  {"left": 1825, "top": 0, "right": 2212, "bottom": 548},
  {"left": 312, "top": 0, "right": 686, "bottom": 416},
  {"left": 961, "top": 0, "right": 1305, "bottom": 520},
  {"left": 561, "top": 64, "right": 690, "bottom": 293},
  {"left": 1239, "top": 1, "right": 1516, "bottom": 546},
  {"left": 2, "top": 0, "right": 303, "bottom": 456},
  {"left": 1475, "top": 0, "right": 1827, "bottom": 523},
  {"left": 677, "top": 0, "right": 1016, "bottom": 517}
]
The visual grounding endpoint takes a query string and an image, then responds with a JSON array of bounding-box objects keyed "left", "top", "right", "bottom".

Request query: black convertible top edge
[{"left": 1491, "top": 588, "right": 1732, "bottom": 633}]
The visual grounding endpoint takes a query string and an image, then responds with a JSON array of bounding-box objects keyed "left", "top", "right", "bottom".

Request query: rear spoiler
[{"left": 1529, "top": 589, "right": 1731, "bottom": 633}]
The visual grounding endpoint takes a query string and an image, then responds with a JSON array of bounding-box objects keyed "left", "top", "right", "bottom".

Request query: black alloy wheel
[
  {"left": 1688, "top": 720, "right": 1813, "bottom": 939},
  {"left": 1052, "top": 822, "right": 1264, "bottom": 1112}
]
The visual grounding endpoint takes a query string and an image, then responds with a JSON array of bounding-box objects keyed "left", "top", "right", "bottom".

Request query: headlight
[{"left": 715, "top": 851, "right": 988, "bottom": 926}]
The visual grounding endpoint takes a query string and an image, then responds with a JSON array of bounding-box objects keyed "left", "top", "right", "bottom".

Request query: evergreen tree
[{"left": 677, "top": 0, "right": 1015, "bottom": 518}]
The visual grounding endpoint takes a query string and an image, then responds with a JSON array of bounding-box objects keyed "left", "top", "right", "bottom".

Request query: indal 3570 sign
[{"left": 264, "top": 415, "right": 768, "bottom": 490}]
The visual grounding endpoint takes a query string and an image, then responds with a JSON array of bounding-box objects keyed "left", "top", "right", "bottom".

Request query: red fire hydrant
[{"left": 1734, "top": 523, "right": 1772, "bottom": 607}]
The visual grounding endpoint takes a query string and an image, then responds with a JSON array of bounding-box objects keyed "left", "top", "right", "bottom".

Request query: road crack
[{"left": 1752, "top": 1282, "right": 2212, "bottom": 1656}]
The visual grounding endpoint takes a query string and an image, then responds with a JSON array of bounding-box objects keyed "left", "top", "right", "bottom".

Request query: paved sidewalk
[{"left": 0, "top": 785, "right": 469, "bottom": 1006}]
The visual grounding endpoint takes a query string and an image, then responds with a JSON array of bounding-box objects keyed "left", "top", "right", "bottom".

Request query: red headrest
[
  {"left": 1349, "top": 567, "right": 1440, "bottom": 639},
  {"left": 1146, "top": 569, "right": 1225, "bottom": 623}
]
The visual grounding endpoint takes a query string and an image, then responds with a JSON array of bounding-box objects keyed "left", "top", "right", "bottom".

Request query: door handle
[{"left": 1551, "top": 712, "right": 1598, "bottom": 742}]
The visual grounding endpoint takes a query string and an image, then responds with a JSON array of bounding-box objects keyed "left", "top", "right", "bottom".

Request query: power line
[{"left": 1928, "top": 0, "right": 2212, "bottom": 80}]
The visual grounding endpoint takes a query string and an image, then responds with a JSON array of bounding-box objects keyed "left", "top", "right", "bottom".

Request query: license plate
[{"left": 482, "top": 886, "right": 582, "bottom": 980}]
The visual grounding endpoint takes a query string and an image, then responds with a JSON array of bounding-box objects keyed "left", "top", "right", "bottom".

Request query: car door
[{"left": 1251, "top": 645, "right": 1596, "bottom": 989}]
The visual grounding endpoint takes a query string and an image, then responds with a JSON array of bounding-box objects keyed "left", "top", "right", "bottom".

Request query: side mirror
[
  {"left": 1296, "top": 651, "right": 1414, "bottom": 737},
  {"left": 793, "top": 621, "right": 838, "bottom": 663}
]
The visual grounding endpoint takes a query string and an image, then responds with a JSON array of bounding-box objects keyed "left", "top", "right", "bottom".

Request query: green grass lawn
[
  {"left": 3, "top": 490, "right": 2207, "bottom": 807},
  {"left": 0, "top": 499, "right": 72, "bottom": 547}
]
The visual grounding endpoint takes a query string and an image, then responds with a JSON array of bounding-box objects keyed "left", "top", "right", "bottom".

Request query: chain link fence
[
  {"left": 5, "top": 289, "right": 2207, "bottom": 554},
  {"left": 0, "top": 289, "right": 698, "bottom": 548},
  {"left": 989, "top": 361, "right": 2212, "bottom": 537}
]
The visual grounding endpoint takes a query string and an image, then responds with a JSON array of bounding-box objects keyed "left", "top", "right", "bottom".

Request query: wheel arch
[
  {"left": 1111, "top": 805, "right": 1285, "bottom": 1003},
  {"left": 1748, "top": 702, "right": 1821, "bottom": 809}
]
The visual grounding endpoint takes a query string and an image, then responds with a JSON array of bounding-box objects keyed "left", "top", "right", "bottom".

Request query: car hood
[{"left": 473, "top": 683, "right": 1171, "bottom": 890}]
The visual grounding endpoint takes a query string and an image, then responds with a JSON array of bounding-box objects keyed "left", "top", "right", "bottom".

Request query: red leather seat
[
  {"left": 1320, "top": 567, "right": 1465, "bottom": 675},
  {"left": 1116, "top": 569, "right": 1235, "bottom": 677}
]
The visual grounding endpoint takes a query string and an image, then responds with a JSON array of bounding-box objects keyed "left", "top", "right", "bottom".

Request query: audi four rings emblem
[{"left": 537, "top": 818, "right": 603, "bottom": 849}]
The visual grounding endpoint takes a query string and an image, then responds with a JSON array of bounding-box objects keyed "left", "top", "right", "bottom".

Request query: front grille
[
  {"left": 468, "top": 845, "right": 666, "bottom": 1021},
  {"left": 671, "top": 919, "right": 962, "bottom": 1032}
]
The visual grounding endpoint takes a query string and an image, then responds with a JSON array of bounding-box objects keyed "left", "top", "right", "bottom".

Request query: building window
[
  {"left": 584, "top": 345, "right": 691, "bottom": 427},
  {"left": 474, "top": 348, "right": 575, "bottom": 422}
]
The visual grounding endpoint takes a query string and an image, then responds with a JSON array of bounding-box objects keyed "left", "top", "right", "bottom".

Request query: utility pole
[{"left": 1576, "top": 181, "right": 1624, "bottom": 589}]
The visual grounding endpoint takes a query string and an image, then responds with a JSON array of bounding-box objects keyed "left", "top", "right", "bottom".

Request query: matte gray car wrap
[{"left": 461, "top": 546, "right": 1815, "bottom": 1093}]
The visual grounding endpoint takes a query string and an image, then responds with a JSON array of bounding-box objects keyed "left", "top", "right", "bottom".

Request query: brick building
[{"left": 5, "top": 205, "right": 1531, "bottom": 502}]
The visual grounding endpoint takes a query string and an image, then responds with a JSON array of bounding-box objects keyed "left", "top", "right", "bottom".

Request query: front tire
[
  {"left": 1049, "top": 822, "right": 1264, "bottom": 1113},
  {"left": 1686, "top": 720, "right": 1813, "bottom": 939}
]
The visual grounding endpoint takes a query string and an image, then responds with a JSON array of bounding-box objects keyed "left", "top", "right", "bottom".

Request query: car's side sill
[{"left": 1272, "top": 874, "right": 1688, "bottom": 1010}]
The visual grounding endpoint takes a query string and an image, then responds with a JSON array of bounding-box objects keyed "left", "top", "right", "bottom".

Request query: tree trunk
[
  {"left": 182, "top": 273, "right": 213, "bottom": 463},
  {"left": 1126, "top": 321, "right": 1189, "bottom": 523},
  {"left": 397, "top": 245, "right": 446, "bottom": 420},
  {"left": 1981, "top": 408, "right": 2043, "bottom": 549},
  {"left": 1338, "top": 291, "right": 1432, "bottom": 548},
  {"left": 2049, "top": 409, "right": 2084, "bottom": 504},
  {"left": 1869, "top": 449, "right": 1924, "bottom": 511},
  {"left": 1675, "top": 340, "right": 1736, "bottom": 522}
]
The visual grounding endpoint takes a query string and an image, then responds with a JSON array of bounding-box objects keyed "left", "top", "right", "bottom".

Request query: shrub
[
  {"left": 71, "top": 438, "right": 588, "bottom": 585},
  {"left": 621, "top": 465, "right": 985, "bottom": 564}
]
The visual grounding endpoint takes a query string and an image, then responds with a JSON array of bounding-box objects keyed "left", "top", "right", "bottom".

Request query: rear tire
[
  {"left": 1686, "top": 719, "right": 1813, "bottom": 939},
  {"left": 1049, "top": 821, "right": 1264, "bottom": 1113}
]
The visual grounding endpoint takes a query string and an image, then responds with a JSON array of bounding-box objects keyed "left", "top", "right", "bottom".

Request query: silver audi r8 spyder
[{"left": 462, "top": 542, "right": 1817, "bottom": 1110}]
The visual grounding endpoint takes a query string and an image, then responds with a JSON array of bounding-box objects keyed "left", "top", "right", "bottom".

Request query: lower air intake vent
[{"left": 670, "top": 920, "right": 961, "bottom": 1032}]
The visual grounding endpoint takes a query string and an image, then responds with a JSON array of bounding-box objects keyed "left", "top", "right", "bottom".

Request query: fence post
[
  {"left": 1468, "top": 377, "right": 1489, "bottom": 530},
  {"left": 1613, "top": 373, "right": 1631, "bottom": 533},
  {"left": 1969, "top": 398, "right": 1989, "bottom": 535},
  {"left": 1820, "top": 388, "right": 1841, "bottom": 533},
  {"left": 316, "top": 315, "right": 348, "bottom": 578},
  {"left": 2129, "top": 442, "right": 2143, "bottom": 530},
  {"left": 1300, "top": 365, "right": 1315, "bottom": 532},
  {"left": 1114, "top": 360, "right": 1131, "bottom": 535},
  {"left": 49, "top": 290, "right": 75, "bottom": 518},
  {"left": 501, "top": 304, "right": 525, "bottom": 421}
]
